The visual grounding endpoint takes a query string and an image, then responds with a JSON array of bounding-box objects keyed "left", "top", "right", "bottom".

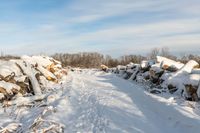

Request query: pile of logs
[
  {"left": 107, "top": 56, "right": 200, "bottom": 102},
  {"left": 0, "top": 56, "right": 67, "bottom": 102}
]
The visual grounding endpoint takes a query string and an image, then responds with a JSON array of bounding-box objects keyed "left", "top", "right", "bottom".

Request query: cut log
[
  {"left": 175, "top": 60, "right": 199, "bottom": 76},
  {"left": 47, "top": 63, "right": 56, "bottom": 73},
  {"left": 36, "top": 65, "right": 57, "bottom": 82},
  {"left": 166, "top": 60, "right": 199, "bottom": 95},
  {"left": 0, "top": 81, "right": 20, "bottom": 95},
  {"left": 157, "top": 56, "right": 184, "bottom": 71},
  {"left": 16, "top": 61, "right": 42, "bottom": 95},
  {"left": 129, "top": 65, "right": 140, "bottom": 80}
]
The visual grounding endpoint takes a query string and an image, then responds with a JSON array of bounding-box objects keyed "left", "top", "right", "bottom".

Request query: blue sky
[{"left": 0, "top": 0, "right": 200, "bottom": 57}]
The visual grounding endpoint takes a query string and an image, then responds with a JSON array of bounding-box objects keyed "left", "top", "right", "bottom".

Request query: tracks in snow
[
  {"left": 3, "top": 70, "right": 199, "bottom": 133},
  {"left": 60, "top": 70, "right": 200, "bottom": 133}
]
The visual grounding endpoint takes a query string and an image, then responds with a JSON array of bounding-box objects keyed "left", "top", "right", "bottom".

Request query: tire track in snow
[
  {"left": 65, "top": 72, "right": 109, "bottom": 133},
  {"left": 53, "top": 70, "right": 200, "bottom": 133}
]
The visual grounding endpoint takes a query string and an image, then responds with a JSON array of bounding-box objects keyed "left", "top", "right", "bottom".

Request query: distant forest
[
  {"left": 1, "top": 47, "right": 200, "bottom": 68},
  {"left": 52, "top": 47, "right": 200, "bottom": 68}
]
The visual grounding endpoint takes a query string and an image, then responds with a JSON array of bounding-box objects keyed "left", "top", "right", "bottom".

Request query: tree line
[
  {"left": 54, "top": 52, "right": 148, "bottom": 68},
  {"left": 0, "top": 47, "right": 199, "bottom": 68},
  {"left": 52, "top": 47, "right": 200, "bottom": 68}
]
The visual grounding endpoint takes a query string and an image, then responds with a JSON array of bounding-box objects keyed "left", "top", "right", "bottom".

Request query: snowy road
[
  {"left": 1, "top": 69, "right": 200, "bottom": 133},
  {"left": 50, "top": 70, "right": 200, "bottom": 133}
]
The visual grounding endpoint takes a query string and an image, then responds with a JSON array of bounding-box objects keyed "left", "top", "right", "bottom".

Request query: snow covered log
[
  {"left": 126, "top": 62, "right": 134, "bottom": 69},
  {"left": 36, "top": 65, "right": 58, "bottom": 82},
  {"left": 0, "top": 55, "right": 67, "bottom": 103},
  {"left": 21, "top": 55, "right": 61, "bottom": 68},
  {"left": 21, "top": 55, "right": 63, "bottom": 78},
  {"left": 116, "top": 65, "right": 126, "bottom": 75},
  {"left": 157, "top": 56, "right": 184, "bottom": 71},
  {"left": 141, "top": 61, "right": 149, "bottom": 69},
  {"left": 0, "top": 61, "right": 23, "bottom": 78},
  {"left": 141, "top": 60, "right": 155, "bottom": 72},
  {"left": 16, "top": 61, "right": 42, "bottom": 95},
  {"left": 175, "top": 60, "right": 199, "bottom": 76},
  {"left": 129, "top": 65, "right": 140, "bottom": 80},
  {"left": 163, "top": 60, "right": 200, "bottom": 100},
  {"left": 4, "top": 94, "right": 46, "bottom": 106},
  {"left": 149, "top": 64, "right": 164, "bottom": 83},
  {"left": 0, "top": 81, "right": 20, "bottom": 98}
]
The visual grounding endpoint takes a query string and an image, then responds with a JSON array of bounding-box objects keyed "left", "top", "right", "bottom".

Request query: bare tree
[
  {"left": 160, "top": 47, "right": 170, "bottom": 57},
  {"left": 148, "top": 48, "right": 160, "bottom": 60}
]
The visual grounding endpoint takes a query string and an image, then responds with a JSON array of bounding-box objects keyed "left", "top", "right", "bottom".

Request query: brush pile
[{"left": 108, "top": 56, "right": 200, "bottom": 101}]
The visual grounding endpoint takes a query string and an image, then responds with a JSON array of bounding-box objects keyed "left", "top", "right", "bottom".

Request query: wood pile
[
  {"left": 0, "top": 56, "right": 67, "bottom": 102},
  {"left": 107, "top": 56, "right": 200, "bottom": 102}
]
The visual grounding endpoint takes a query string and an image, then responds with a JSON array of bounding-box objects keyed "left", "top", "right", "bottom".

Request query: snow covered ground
[{"left": 1, "top": 69, "right": 200, "bottom": 133}]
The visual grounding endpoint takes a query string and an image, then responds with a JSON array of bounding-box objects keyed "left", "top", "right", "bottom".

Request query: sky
[{"left": 0, "top": 0, "right": 200, "bottom": 57}]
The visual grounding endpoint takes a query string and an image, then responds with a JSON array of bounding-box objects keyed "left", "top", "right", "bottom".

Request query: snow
[
  {"left": 141, "top": 60, "right": 149, "bottom": 68},
  {"left": 126, "top": 62, "right": 134, "bottom": 69},
  {"left": 141, "top": 60, "right": 155, "bottom": 69},
  {"left": 175, "top": 60, "right": 198, "bottom": 75},
  {"left": 167, "top": 74, "right": 200, "bottom": 87},
  {"left": 116, "top": 65, "right": 126, "bottom": 70},
  {"left": 157, "top": 56, "right": 184, "bottom": 69},
  {"left": 0, "top": 81, "right": 20, "bottom": 95},
  {"left": 0, "top": 61, "right": 23, "bottom": 77},
  {"left": 1, "top": 69, "right": 200, "bottom": 133},
  {"left": 21, "top": 55, "right": 60, "bottom": 67},
  {"left": 150, "top": 63, "right": 163, "bottom": 73}
]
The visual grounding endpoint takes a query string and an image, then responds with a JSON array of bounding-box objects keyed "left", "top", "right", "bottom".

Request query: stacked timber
[{"left": 0, "top": 56, "right": 68, "bottom": 102}]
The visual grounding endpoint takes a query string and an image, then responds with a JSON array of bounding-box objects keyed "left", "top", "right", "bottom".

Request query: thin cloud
[{"left": 0, "top": 0, "right": 200, "bottom": 56}]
